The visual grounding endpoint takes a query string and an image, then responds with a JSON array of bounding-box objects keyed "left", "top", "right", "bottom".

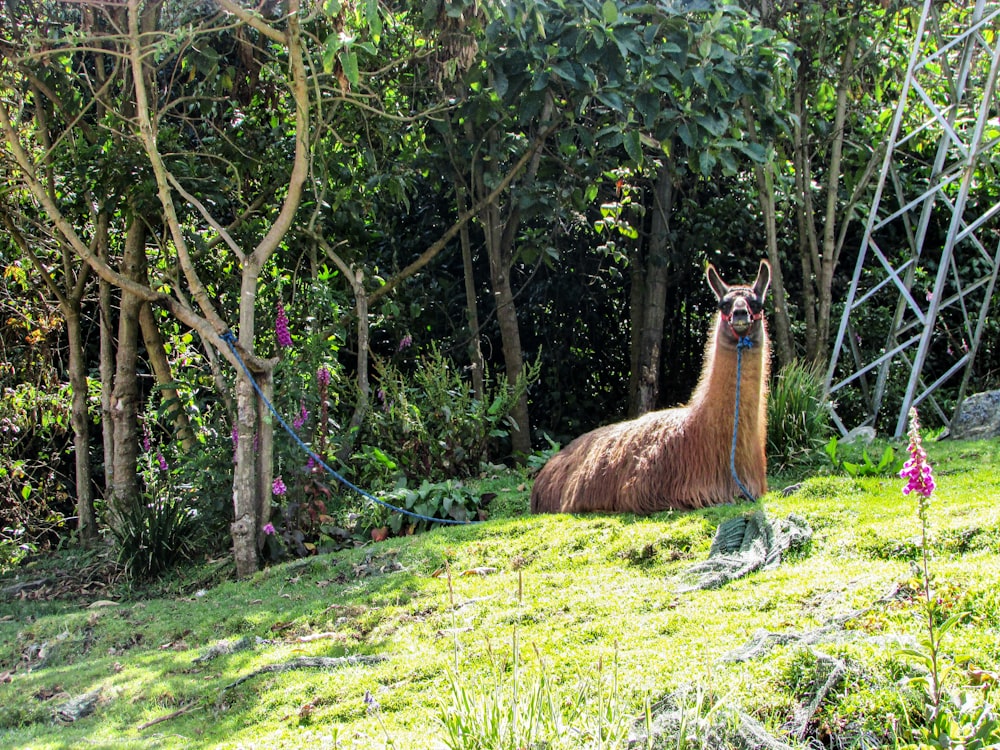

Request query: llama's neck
[{"left": 686, "top": 317, "right": 769, "bottom": 428}]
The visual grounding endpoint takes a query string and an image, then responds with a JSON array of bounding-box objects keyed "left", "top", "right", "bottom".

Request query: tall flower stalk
[
  {"left": 275, "top": 301, "right": 293, "bottom": 348},
  {"left": 899, "top": 408, "right": 964, "bottom": 717}
]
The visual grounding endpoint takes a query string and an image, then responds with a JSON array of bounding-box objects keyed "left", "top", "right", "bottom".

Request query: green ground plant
[
  {"left": 1, "top": 439, "right": 998, "bottom": 749},
  {"left": 766, "top": 359, "right": 834, "bottom": 472},
  {"left": 893, "top": 410, "right": 999, "bottom": 749}
]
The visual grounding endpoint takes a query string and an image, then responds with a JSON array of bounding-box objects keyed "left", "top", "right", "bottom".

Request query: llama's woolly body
[{"left": 531, "top": 262, "right": 771, "bottom": 515}]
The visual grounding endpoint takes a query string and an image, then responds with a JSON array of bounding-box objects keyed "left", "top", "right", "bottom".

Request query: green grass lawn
[{"left": 1, "top": 439, "right": 998, "bottom": 749}]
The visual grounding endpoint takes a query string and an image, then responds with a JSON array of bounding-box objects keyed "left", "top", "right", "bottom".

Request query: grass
[{"left": 1, "top": 440, "right": 998, "bottom": 749}]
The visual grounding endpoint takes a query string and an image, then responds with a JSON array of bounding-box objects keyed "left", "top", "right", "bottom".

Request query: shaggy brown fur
[{"left": 531, "top": 261, "right": 772, "bottom": 514}]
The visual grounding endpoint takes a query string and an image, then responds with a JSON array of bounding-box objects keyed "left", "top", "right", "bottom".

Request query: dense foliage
[{"left": 0, "top": 0, "right": 998, "bottom": 577}]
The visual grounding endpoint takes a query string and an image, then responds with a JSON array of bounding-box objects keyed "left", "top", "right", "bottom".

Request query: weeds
[
  {"left": 824, "top": 437, "right": 903, "bottom": 478},
  {"left": 894, "top": 408, "right": 999, "bottom": 749},
  {"left": 110, "top": 494, "right": 199, "bottom": 580},
  {"left": 767, "top": 360, "right": 833, "bottom": 471},
  {"left": 437, "top": 570, "right": 631, "bottom": 750}
]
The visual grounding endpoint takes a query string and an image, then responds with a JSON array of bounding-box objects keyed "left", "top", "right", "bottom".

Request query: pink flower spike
[
  {"left": 900, "top": 408, "right": 935, "bottom": 499},
  {"left": 275, "top": 302, "right": 293, "bottom": 348},
  {"left": 317, "top": 366, "right": 331, "bottom": 386},
  {"left": 272, "top": 476, "right": 287, "bottom": 496},
  {"left": 262, "top": 522, "right": 276, "bottom": 536},
  {"left": 398, "top": 334, "right": 413, "bottom": 351},
  {"left": 157, "top": 452, "right": 169, "bottom": 472},
  {"left": 293, "top": 402, "right": 309, "bottom": 430}
]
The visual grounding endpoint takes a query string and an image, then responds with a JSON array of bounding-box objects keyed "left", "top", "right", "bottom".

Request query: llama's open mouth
[{"left": 730, "top": 319, "right": 751, "bottom": 334}]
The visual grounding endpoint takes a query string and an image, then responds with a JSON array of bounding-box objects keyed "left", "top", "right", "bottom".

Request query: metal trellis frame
[{"left": 824, "top": 0, "right": 1000, "bottom": 437}]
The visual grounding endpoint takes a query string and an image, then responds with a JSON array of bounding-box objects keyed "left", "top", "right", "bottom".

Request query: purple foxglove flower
[
  {"left": 272, "top": 476, "right": 287, "bottom": 496},
  {"left": 156, "top": 452, "right": 169, "bottom": 472},
  {"left": 293, "top": 402, "right": 309, "bottom": 430},
  {"left": 398, "top": 334, "right": 412, "bottom": 351},
  {"left": 262, "top": 522, "right": 276, "bottom": 535},
  {"left": 316, "top": 366, "right": 331, "bottom": 386},
  {"left": 275, "top": 302, "right": 293, "bottom": 348},
  {"left": 900, "top": 408, "right": 935, "bottom": 498}
]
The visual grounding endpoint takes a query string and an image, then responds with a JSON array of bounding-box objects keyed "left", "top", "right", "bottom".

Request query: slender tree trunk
[
  {"left": 1, "top": 215, "right": 98, "bottom": 541},
  {"left": 627, "top": 247, "right": 645, "bottom": 416},
  {"left": 139, "top": 302, "right": 196, "bottom": 452},
  {"left": 231, "top": 265, "right": 264, "bottom": 578},
  {"left": 792, "top": 76, "right": 820, "bottom": 361},
  {"left": 484, "top": 200, "right": 532, "bottom": 457},
  {"left": 99, "top": 264, "right": 115, "bottom": 498},
  {"left": 335, "top": 265, "right": 370, "bottom": 464},
  {"left": 65, "top": 304, "right": 96, "bottom": 541},
  {"left": 792, "top": 29, "right": 857, "bottom": 367},
  {"left": 108, "top": 218, "right": 147, "bottom": 530},
  {"left": 256, "top": 368, "right": 274, "bottom": 549},
  {"left": 744, "top": 101, "right": 794, "bottom": 366},
  {"left": 630, "top": 161, "right": 675, "bottom": 417},
  {"left": 457, "top": 185, "right": 485, "bottom": 400},
  {"left": 815, "top": 35, "right": 857, "bottom": 366}
]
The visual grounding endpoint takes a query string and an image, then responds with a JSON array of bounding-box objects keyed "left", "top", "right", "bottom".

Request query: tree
[
  {"left": 580, "top": 3, "right": 790, "bottom": 414},
  {"left": 0, "top": 0, "right": 314, "bottom": 576},
  {"left": 750, "top": 0, "right": 911, "bottom": 365}
]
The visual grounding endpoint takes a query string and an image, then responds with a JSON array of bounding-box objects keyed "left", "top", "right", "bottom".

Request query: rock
[
  {"left": 55, "top": 689, "right": 101, "bottom": 723},
  {"left": 950, "top": 390, "right": 1000, "bottom": 440},
  {"left": 842, "top": 425, "right": 876, "bottom": 445}
]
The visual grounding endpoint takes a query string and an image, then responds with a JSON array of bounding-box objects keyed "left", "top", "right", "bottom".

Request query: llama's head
[{"left": 706, "top": 260, "right": 771, "bottom": 345}]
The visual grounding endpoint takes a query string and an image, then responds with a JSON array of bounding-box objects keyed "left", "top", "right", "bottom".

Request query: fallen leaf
[
  {"left": 462, "top": 567, "right": 498, "bottom": 576},
  {"left": 371, "top": 527, "right": 390, "bottom": 543}
]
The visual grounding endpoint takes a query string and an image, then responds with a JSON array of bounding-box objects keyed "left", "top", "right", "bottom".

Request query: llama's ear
[
  {"left": 706, "top": 264, "right": 728, "bottom": 301},
  {"left": 753, "top": 260, "right": 771, "bottom": 300}
]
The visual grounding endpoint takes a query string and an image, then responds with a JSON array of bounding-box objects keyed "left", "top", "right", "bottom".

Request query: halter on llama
[{"left": 531, "top": 260, "right": 771, "bottom": 514}]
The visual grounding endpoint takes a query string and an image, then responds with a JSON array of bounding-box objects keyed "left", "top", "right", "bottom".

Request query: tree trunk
[
  {"left": 255, "top": 368, "right": 274, "bottom": 550},
  {"left": 99, "top": 264, "right": 115, "bottom": 500},
  {"left": 744, "top": 101, "right": 794, "bottom": 367},
  {"left": 108, "top": 218, "right": 147, "bottom": 530},
  {"left": 484, "top": 198, "right": 532, "bottom": 457},
  {"left": 338, "top": 266, "right": 370, "bottom": 463},
  {"left": 814, "top": 35, "right": 857, "bottom": 367},
  {"left": 792, "top": 29, "right": 857, "bottom": 367},
  {"left": 231, "top": 267, "right": 265, "bottom": 578},
  {"left": 65, "top": 302, "right": 96, "bottom": 541},
  {"left": 457, "top": 185, "right": 485, "bottom": 400},
  {"left": 629, "top": 162, "right": 675, "bottom": 417},
  {"left": 792, "top": 76, "right": 820, "bottom": 362},
  {"left": 232, "top": 370, "right": 260, "bottom": 578},
  {"left": 139, "top": 302, "right": 197, "bottom": 452}
]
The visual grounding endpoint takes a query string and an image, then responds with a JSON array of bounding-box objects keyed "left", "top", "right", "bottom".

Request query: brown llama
[{"left": 531, "top": 260, "right": 772, "bottom": 514}]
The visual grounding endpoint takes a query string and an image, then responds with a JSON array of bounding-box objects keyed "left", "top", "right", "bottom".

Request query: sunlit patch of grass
[{"left": 0, "top": 452, "right": 998, "bottom": 748}]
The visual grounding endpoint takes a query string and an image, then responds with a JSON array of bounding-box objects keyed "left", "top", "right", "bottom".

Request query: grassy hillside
[{"left": 1, "top": 440, "right": 998, "bottom": 749}]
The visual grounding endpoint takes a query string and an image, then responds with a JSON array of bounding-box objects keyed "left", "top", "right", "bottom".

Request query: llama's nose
[{"left": 729, "top": 301, "right": 752, "bottom": 332}]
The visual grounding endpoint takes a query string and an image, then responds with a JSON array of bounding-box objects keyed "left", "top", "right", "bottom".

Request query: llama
[{"left": 531, "top": 260, "right": 771, "bottom": 514}]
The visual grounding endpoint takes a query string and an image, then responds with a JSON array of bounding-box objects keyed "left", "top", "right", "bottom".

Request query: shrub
[
  {"left": 110, "top": 494, "right": 199, "bottom": 580},
  {"left": 767, "top": 360, "right": 833, "bottom": 470},
  {"left": 363, "top": 343, "right": 534, "bottom": 483}
]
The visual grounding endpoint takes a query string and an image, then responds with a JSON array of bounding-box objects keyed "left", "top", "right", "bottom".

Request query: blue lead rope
[
  {"left": 730, "top": 336, "right": 757, "bottom": 502},
  {"left": 220, "top": 331, "right": 476, "bottom": 526}
]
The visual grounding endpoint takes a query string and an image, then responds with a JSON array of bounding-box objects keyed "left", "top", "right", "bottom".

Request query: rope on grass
[{"left": 221, "top": 331, "right": 477, "bottom": 526}]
